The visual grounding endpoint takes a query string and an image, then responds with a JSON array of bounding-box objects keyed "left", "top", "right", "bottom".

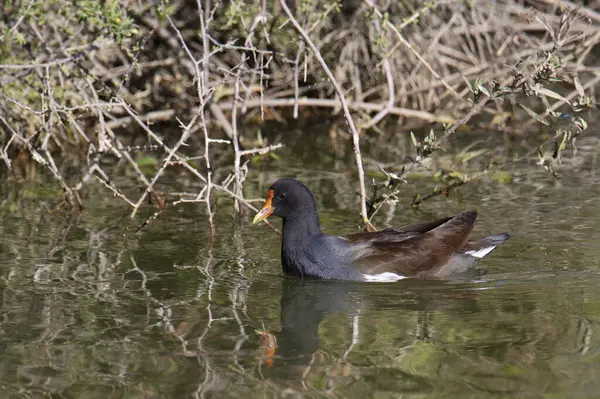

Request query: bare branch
[{"left": 279, "top": 0, "right": 372, "bottom": 229}]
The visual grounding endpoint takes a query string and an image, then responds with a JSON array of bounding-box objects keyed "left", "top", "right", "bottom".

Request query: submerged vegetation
[{"left": 0, "top": 0, "right": 598, "bottom": 232}]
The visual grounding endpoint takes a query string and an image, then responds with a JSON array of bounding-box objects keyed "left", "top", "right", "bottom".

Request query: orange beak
[
  {"left": 252, "top": 189, "right": 275, "bottom": 224},
  {"left": 257, "top": 330, "right": 277, "bottom": 368}
]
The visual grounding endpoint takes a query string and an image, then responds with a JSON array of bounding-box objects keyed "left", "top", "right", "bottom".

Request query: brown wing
[
  {"left": 345, "top": 216, "right": 453, "bottom": 244},
  {"left": 343, "top": 211, "right": 477, "bottom": 276}
]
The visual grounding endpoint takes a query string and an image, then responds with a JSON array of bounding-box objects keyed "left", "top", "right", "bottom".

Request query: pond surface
[{"left": 2, "top": 128, "right": 600, "bottom": 398}]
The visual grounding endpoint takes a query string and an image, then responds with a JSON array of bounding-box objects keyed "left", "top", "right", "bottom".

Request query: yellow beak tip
[{"left": 253, "top": 207, "right": 274, "bottom": 225}]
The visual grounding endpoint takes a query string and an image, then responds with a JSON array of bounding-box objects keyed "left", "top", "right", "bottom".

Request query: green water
[{"left": 2, "top": 131, "right": 600, "bottom": 398}]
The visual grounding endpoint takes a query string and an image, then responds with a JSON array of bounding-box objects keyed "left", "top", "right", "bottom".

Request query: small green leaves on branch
[{"left": 410, "top": 130, "right": 441, "bottom": 161}]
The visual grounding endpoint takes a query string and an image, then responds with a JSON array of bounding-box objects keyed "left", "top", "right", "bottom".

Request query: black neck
[{"left": 282, "top": 210, "right": 322, "bottom": 243}]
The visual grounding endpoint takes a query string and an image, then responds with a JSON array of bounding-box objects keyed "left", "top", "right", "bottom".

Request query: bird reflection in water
[{"left": 258, "top": 275, "right": 483, "bottom": 381}]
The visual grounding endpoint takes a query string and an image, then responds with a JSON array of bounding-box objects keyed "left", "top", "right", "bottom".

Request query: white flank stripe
[
  {"left": 464, "top": 246, "right": 497, "bottom": 259},
  {"left": 362, "top": 272, "right": 407, "bottom": 282}
]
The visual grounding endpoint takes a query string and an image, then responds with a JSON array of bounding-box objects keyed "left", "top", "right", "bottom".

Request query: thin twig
[
  {"left": 219, "top": 97, "right": 451, "bottom": 123},
  {"left": 232, "top": 71, "right": 243, "bottom": 213},
  {"left": 364, "top": 0, "right": 461, "bottom": 100},
  {"left": 0, "top": 57, "right": 72, "bottom": 70},
  {"left": 293, "top": 41, "right": 305, "bottom": 119},
  {"left": 279, "top": 0, "right": 372, "bottom": 229}
]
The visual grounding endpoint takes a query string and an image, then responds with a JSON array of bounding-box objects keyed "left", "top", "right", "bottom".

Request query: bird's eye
[{"left": 278, "top": 193, "right": 287, "bottom": 200}]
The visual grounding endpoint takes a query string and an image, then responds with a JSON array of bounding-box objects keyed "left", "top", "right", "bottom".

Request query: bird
[{"left": 252, "top": 178, "right": 509, "bottom": 281}]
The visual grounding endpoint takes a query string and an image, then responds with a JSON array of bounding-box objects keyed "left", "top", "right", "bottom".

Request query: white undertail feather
[
  {"left": 464, "top": 246, "right": 497, "bottom": 259},
  {"left": 362, "top": 272, "right": 407, "bottom": 282}
]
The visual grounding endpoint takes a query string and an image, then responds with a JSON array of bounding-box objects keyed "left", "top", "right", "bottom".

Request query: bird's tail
[{"left": 460, "top": 233, "right": 510, "bottom": 259}]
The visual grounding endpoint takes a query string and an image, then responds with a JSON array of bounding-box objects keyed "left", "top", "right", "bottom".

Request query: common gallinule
[{"left": 253, "top": 178, "right": 509, "bottom": 281}]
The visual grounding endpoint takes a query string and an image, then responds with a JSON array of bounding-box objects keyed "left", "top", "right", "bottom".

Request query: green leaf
[
  {"left": 448, "top": 170, "right": 465, "bottom": 181},
  {"left": 462, "top": 76, "right": 473, "bottom": 93},
  {"left": 136, "top": 156, "right": 158, "bottom": 174},
  {"left": 557, "top": 131, "right": 568, "bottom": 152},
  {"left": 492, "top": 170, "right": 512, "bottom": 184},
  {"left": 186, "top": 159, "right": 198, "bottom": 169},
  {"left": 410, "top": 132, "right": 419, "bottom": 148},
  {"left": 457, "top": 149, "right": 488, "bottom": 163},
  {"left": 536, "top": 86, "right": 570, "bottom": 105},
  {"left": 136, "top": 156, "right": 157, "bottom": 168},
  {"left": 574, "top": 117, "right": 588, "bottom": 131},
  {"left": 518, "top": 104, "right": 550, "bottom": 126},
  {"left": 478, "top": 83, "right": 491, "bottom": 97}
]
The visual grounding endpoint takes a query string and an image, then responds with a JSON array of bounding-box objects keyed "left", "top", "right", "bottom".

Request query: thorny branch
[
  {"left": 0, "top": 1, "right": 598, "bottom": 232},
  {"left": 279, "top": 0, "right": 373, "bottom": 230}
]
